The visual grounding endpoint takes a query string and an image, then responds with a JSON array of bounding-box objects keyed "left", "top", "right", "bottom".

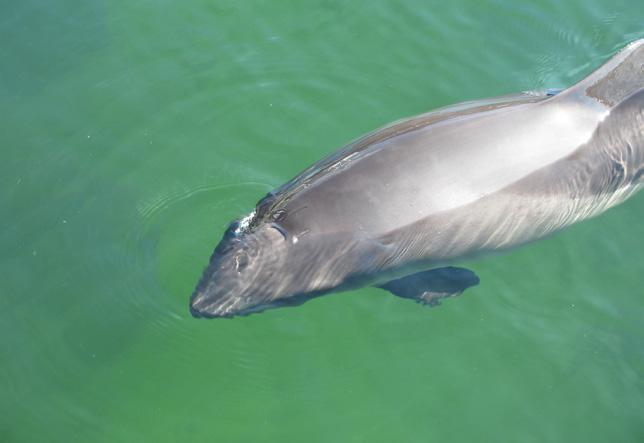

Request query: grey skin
[{"left": 190, "top": 40, "right": 644, "bottom": 318}]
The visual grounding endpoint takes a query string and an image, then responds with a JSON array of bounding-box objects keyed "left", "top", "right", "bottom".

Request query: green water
[{"left": 2, "top": 1, "right": 643, "bottom": 442}]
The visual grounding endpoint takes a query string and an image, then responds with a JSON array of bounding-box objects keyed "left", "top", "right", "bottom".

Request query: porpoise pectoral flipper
[{"left": 377, "top": 267, "right": 480, "bottom": 306}]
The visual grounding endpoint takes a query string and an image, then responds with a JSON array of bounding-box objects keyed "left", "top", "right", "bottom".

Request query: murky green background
[{"left": 2, "top": 1, "right": 643, "bottom": 442}]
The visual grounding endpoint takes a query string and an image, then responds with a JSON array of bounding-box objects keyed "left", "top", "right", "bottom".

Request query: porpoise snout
[
  {"left": 189, "top": 249, "right": 256, "bottom": 318},
  {"left": 189, "top": 291, "right": 236, "bottom": 318},
  {"left": 189, "top": 278, "right": 274, "bottom": 318},
  {"left": 190, "top": 220, "right": 290, "bottom": 318}
]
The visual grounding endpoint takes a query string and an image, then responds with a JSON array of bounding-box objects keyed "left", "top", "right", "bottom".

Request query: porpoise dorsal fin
[{"left": 556, "top": 39, "right": 644, "bottom": 107}]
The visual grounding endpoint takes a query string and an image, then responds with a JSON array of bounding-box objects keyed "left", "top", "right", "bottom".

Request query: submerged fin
[{"left": 378, "top": 267, "right": 480, "bottom": 306}]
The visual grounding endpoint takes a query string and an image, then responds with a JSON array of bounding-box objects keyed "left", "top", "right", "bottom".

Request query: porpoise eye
[
  {"left": 235, "top": 253, "right": 249, "bottom": 273},
  {"left": 270, "top": 223, "right": 288, "bottom": 240}
]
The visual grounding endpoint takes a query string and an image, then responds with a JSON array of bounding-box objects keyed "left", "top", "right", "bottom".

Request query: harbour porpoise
[{"left": 190, "top": 40, "right": 644, "bottom": 318}]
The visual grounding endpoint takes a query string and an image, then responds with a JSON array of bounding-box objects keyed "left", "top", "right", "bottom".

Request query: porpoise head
[
  {"left": 189, "top": 203, "right": 373, "bottom": 318},
  {"left": 189, "top": 214, "right": 291, "bottom": 318}
]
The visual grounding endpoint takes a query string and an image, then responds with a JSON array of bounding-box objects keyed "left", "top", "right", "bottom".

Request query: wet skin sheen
[{"left": 191, "top": 40, "right": 644, "bottom": 318}]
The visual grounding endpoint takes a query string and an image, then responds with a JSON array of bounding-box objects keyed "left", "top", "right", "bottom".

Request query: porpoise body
[{"left": 191, "top": 40, "right": 644, "bottom": 318}]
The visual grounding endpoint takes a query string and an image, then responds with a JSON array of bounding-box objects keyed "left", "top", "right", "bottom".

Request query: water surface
[{"left": 2, "top": 1, "right": 643, "bottom": 442}]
